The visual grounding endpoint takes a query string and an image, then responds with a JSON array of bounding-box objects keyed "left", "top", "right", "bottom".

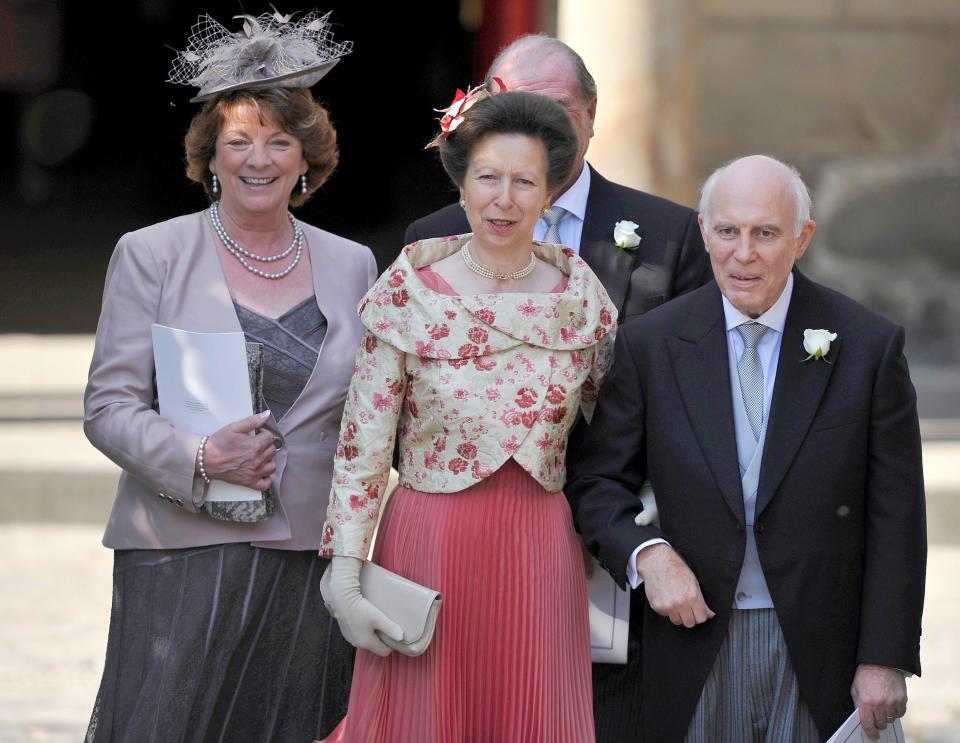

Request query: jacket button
[
  {"left": 273, "top": 436, "right": 285, "bottom": 450},
  {"left": 754, "top": 522, "right": 765, "bottom": 533},
  {"left": 736, "top": 591, "right": 748, "bottom": 602},
  {"left": 736, "top": 521, "right": 745, "bottom": 532}
]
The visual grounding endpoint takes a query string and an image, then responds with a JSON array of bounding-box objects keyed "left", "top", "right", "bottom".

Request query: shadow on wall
[{"left": 804, "top": 156, "right": 960, "bottom": 419}]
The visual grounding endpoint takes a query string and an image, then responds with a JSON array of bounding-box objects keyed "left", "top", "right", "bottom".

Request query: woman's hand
[
  {"left": 199, "top": 411, "right": 277, "bottom": 490},
  {"left": 322, "top": 556, "right": 404, "bottom": 657}
]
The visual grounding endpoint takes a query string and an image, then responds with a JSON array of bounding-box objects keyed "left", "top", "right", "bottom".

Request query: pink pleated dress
[{"left": 322, "top": 268, "right": 595, "bottom": 743}]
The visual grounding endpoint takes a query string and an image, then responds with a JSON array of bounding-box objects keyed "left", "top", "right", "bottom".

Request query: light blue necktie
[
  {"left": 736, "top": 322, "right": 769, "bottom": 440},
  {"left": 542, "top": 205, "right": 567, "bottom": 245}
]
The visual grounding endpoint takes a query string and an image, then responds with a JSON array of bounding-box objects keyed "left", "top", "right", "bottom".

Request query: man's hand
[
  {"left": 851, "top": 664, "right": 907, "bottom": 740},
  {"left": 636, "top": 544, "right": 715, "bottom": 628}
]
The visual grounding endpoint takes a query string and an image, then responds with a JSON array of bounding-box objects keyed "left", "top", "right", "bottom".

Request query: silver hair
[
  {"left": 485, "top": 34, "right": 597, "bottom": 103},
  {"left": 698, "top": 156, "right": 812, "bottom": 237}
]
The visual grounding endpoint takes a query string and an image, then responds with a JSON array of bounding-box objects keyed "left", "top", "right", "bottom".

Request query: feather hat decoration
[{"left": 168, "top": 8, "right": 352, "bottom": 102}]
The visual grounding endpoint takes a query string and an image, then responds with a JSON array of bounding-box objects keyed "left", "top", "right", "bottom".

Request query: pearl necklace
[
  {"left": 209, "top": 202, "right": 304, "bottom": 280},
  {"left": 460, "top": 242, "right": 537, "bottom": 281}
]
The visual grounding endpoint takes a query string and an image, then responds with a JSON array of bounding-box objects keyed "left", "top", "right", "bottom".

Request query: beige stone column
[{"left": 557, "top": 0, "right": 698, "bottom": 205}]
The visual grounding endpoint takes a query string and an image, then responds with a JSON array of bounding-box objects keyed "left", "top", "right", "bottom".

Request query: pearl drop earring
[
  {"left": 211, "top": 174, "right": 219, "bottom": 194},
  {"left": 301, "top": 174, "right": 308, "bottom": 195}
]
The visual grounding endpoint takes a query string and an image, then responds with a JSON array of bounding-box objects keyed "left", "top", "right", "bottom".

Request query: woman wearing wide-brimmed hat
[{"left": 83, "top": 10, "right": 373, "bottom": 741}]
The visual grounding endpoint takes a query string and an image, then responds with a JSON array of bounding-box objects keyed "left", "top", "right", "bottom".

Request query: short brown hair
[
  {"left": 184, "top": 87, "right": 338, "bottom": 207},
  {"left": 438, "top": 91, "right": 577, "bottom": 195}
]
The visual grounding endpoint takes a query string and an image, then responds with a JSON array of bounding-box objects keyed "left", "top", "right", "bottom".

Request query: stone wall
[
  {"left": 560, "top": 0, "right": 960, "bottom": 419},
  {"left": 696, "top": 0, "right": 960, "bottom": 175},
  {"left": 695, "top": 1, "right": 960, "bottom": 420}
]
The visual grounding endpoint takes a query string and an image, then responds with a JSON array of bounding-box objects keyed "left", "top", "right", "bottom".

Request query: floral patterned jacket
[{"left": 321, "top": 235, "right": 617, "bottom": 559}]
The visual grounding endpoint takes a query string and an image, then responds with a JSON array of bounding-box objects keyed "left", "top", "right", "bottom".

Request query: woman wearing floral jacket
[{"left": 320, "top": 90, "right": 617, "bottom": 742}]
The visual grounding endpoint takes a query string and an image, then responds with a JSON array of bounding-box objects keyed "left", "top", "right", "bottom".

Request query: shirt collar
[
  {"left": 722, "top": 272, "right": 794, "bottom": 334},
  {"left": 549, "top": 162, "right": 591, "bottom": 223}
]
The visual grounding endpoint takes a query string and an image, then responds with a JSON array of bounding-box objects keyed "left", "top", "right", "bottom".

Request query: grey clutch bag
[
  {"left": 201, "top": 341, "right": 276, "bottom": 523},
  {"left": 320, "top": 560, "right": 443, "bottom": 657}
]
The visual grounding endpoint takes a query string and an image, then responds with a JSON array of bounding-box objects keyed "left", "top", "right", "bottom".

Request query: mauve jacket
[
  {"left": 84, "top": 210, "right": 376, "bottom": 550},
  {"left": 321, "top": 235, "right": 617, "bottom": 559}
]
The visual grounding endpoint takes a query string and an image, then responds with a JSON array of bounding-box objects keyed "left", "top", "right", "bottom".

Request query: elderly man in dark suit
[
  {"left": 567, "top": 155, "right": 927, "bottom": 742},
  {"left": 406, "top": 38, "right": 709, "bottom": 740}
]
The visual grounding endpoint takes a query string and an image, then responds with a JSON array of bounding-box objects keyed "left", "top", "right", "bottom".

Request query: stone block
[
  {"left": 802, "top": 156, "right": 960, "bottom": 374},
  {"left": 697, "top": 26, "right": 959, "bottom": 160},
  {"left": 839, "top": 32, "right": 960, "bottom": 150},
  {"left": 698, "top": 0, "right": 835, "bottom": 22},
  {"left": 846, "top": 0, "right": 960, "bottom": 24},
  {"left": 0, "top": 422, "right": 119, "bottom": 524},
  {"left": 0, "top": 335, "right": 93, "bottom": 394},
  {"left": 0, "top": 470, "right": 116, "bottom": 524}
]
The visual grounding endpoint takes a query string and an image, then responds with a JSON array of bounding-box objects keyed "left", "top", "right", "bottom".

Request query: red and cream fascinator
[{"left": 425, "top": 77, "right": 507, "bottom": 148}]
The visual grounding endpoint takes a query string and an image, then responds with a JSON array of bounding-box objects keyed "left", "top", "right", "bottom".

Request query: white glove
[
  {"left": 634, "top": 482, "right": 660, "bottom": 527},
  {"left": 324, "top": 556, "right": 404, "bottom": 657}
]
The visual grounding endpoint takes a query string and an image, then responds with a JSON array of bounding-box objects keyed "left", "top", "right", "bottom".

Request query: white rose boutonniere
[
  {"left": 613, "top": 220, "right": 641, "bottom": 249},
  {"left": 802, "top": 328, "right": 838, "bottom": 363}
]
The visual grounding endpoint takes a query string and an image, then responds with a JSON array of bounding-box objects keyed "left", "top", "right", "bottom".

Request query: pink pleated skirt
[{"left": 323, "top": 459, "right": 595, "bottom": 743}]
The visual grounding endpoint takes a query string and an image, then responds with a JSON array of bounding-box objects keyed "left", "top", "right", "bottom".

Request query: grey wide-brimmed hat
[{"left": 168, "top": 9, "right": 352, "bottom": 103}]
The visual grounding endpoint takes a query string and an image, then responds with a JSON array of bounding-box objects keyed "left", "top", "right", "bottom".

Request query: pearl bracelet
[{"left": 197, "top": 435, "right": 212, "bottom": 485}]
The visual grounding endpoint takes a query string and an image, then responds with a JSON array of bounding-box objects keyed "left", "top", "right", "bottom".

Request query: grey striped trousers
[{"left": 685, "top": 609, "right": 821, "bottom": 743}]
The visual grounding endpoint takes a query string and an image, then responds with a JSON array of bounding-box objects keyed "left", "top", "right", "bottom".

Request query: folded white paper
[
  {"left": 827, "top": 709, "right": 905, "bottom": 743},
  {"left": 587, "top": 556, "right": 630, "bottom": 664},
  {"left": 151, "top": 323, "right": 261, "bottom": 503}
]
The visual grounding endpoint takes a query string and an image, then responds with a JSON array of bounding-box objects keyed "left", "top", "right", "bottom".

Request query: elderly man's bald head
[
  {"left": 697, "top": 155, "right": 816, "bottom": 318},
  {"left": 699, "top": 155, "right": 812, "bottom": 238},
  {"left": 486, "top": 35, "right": 597, "bottom": 103}
]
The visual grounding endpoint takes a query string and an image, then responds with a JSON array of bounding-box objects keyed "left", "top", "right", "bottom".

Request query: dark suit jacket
[
  {"left": 566, "top": 270, "right": 926, "bottom": 742},
  {"left": 404, "top": 165, "right": 709, "bottom": 321}
]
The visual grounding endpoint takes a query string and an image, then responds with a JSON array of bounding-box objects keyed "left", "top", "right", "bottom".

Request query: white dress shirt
[
  {"left": 534, "top": 163, "right": 590, "bottom": 253},
  {"left": 625, "top": 274, "right": 795, "bottom": 589}
]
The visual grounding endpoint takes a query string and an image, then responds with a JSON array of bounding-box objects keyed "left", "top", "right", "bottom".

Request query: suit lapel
[
  {"left": 197, "top": 212, "right": 244, "bottom": 333},
  {"left": 757, "top": 271, "right": 840, "bottom": 515},
  {"left": 666, "top": 285, "right": 745, "bottom": 522},
  {"left": 579, "top": 167, "right": 639, "bottom": 314}
]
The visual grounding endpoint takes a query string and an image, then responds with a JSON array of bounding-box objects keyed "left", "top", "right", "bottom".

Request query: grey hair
[
  {"left": 698, "top": 156, "right": 812, "bottom": 237},
  {"left": 485, "top": 34, "right": 597, "bottom": 103}
]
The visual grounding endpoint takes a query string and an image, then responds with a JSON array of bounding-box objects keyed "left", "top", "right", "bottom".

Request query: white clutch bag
[
  {"left": 320, "top": 560, "right": 443, "bottom": 657},
  {"left": 321, "top": 470, "right": 442, "bottom": 656}
]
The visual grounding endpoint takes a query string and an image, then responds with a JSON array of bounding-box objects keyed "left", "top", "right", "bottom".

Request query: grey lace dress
[{"left": 86, "top": 297, "right": 354, "bottom": 743}]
